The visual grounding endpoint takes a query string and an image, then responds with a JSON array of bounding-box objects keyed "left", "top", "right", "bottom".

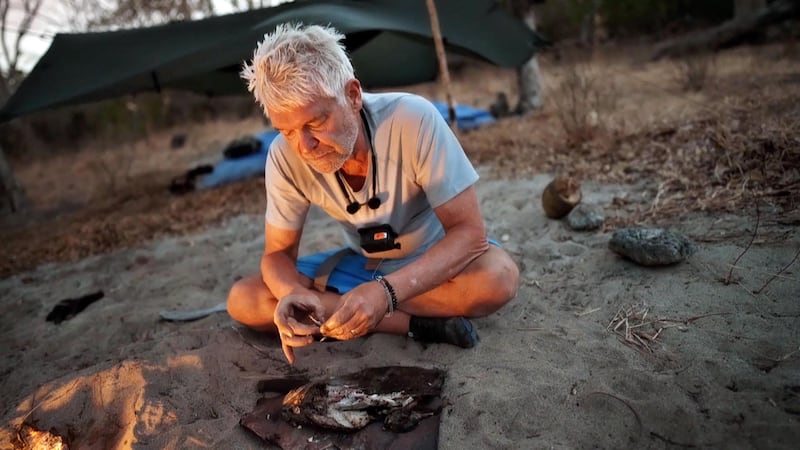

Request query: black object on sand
[{"left": 46, "top": 291, "right": 104, "bottom": 324}]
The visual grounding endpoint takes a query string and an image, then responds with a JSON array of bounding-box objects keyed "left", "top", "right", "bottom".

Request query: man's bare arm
[
  {"left": 383, "top": 186, "right": 489, "bottom": 303},
  {"left": 260, "top": 223, "right": 313, "bottom": 299},
  {"left": 261, "top": 222, "right": 327, "bottom": 364}
]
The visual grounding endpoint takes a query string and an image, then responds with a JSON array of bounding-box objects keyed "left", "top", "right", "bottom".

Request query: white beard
[{"left": 307, "top": 110, "right": 359, "bottom": 174}]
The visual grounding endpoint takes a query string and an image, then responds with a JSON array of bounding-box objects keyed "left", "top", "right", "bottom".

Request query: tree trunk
[
  {"left": 579, "top": 0, "right": 601, "bottom": 49},
  {"left": 425, "top": 0, "right": 457, "bottom": 132},
  {"left": 652, "top": 0, "right": 800, "bottom": 60},
  {"left": 0, "top": 145, "right": 27, "bottom": 213},
  {"left": 515, "top": 5, "right": 544, "bottom": 113},
  {"left": 735, "top": 0, "right": 767, "bottom": 20}
]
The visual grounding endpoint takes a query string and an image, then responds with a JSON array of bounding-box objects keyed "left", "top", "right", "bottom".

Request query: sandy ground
[
  {"left": 1, "top": 42, "right": 799, "bottom": 449},
  {"left": 1, "top": 171, "right": 798, "bottom": 449}
]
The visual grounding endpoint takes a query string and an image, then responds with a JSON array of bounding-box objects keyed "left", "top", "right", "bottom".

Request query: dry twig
[
  {"left": 577, "top": 307, "right": 601, "bottom": 317},
  {"left": 726, "top": 200, "right": 759, "bottom": 284},
  {"left": 15, "top": 378, "right": 82, "bottom": 440},
  {"left": 758, "top": 345, "right": 800, "bottom": 363},
  {"left": 230, "top": 325, "right": 278, "bottom": 359},
  {"left": 607, "top": 303, "right": 660, "bottom": 354},
  {"left": 583, "top": 391, "right": 643, "bottom": 438},
  {"left": 608, "top": 304, "right": 728, "bottom": 354},
  {"left": 753, "top": 246, "right": 800, "bottom": 294},
  {"left": 656, "top": 312, "right": 729, "bottom": 325}
]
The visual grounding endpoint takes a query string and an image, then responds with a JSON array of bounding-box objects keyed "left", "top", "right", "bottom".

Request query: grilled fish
[{"left": 281, "top": 366, "right": 445, "bottom": 433}]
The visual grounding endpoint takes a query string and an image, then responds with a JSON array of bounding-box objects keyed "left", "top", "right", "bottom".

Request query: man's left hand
[{"left": 320, "top": 281, "right": 386, "bottom": 340}]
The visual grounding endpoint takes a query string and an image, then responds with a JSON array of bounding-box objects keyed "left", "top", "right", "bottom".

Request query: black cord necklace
[{"left": 336, "top": 109, "right": 381, "bottom": 215}]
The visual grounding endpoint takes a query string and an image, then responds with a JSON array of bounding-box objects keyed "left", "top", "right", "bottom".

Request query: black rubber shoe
[{"left": 408, "top": 316, "right": 479, "bottom": 348}]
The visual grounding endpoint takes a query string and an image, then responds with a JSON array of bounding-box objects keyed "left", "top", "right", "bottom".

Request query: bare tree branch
[
  {"left": 1, "top": 0, "right": 14, "bottom": 75},
  {"left": 0, "top": 0, "right": 43, "bottom": 99},
  {"left": 13, "top": 0, "right": 42, "bottom": 68},
  {"left": 62, "top": 0, "right": 216, "bottom": 31}
]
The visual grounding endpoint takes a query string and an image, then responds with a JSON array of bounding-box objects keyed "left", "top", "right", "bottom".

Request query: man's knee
[
  {"left": 226, "top": 278, "right": 249, "bottom": 320},
  {"left": 486, "top": 249, "right": 519, "bottom": 304},
  {"left": 467, "top": 249, "right": 519, "bottom": 316},
  {"left": 226, "top": 275, "right": 271, "bottom": 324}
]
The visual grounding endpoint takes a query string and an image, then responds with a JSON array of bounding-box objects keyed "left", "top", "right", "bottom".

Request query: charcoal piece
[{"left": 46, "top": 291, "right": 104, "bottom": 324}]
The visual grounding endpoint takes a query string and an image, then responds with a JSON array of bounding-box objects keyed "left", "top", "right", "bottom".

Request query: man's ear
[{"left": 345, "top": 79, "right": 362, "bottom": 110}]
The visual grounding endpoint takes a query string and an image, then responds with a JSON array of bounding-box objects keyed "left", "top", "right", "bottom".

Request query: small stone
[
  {"left": 566, "top": 204, "right": 605, "bottom": 231},
  {"left": 501, "top": 233, "right": 510, "bottom": 242},
  {"left": 170, "top": 133, "right": 187, "bottom": 149},
  {"left": 609, "top": 227, "right": 696, "bottom": 266}
]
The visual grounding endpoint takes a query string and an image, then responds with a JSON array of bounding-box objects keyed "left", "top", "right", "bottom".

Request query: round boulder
[{"left": 609, "top": 227, "right": 696, "bottom": 266}]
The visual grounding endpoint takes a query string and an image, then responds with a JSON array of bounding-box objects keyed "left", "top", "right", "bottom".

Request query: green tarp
[{"left": 0, "top": 0, "right": 545, "bottom": 121}]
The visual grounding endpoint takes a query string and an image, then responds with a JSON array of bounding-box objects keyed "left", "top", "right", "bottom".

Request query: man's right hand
[{"left": 274, "top": 290, "right": 326, "bottom": 364}]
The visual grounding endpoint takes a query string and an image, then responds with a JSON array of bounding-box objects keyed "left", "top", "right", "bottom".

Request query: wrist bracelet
[{"left": 375, "top": 275, "right": 398, "bottom": 317}]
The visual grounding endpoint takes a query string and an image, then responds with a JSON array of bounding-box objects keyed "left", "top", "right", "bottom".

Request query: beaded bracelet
[{"left": 375, "top": 275, "right": 398, "bottom": 317}]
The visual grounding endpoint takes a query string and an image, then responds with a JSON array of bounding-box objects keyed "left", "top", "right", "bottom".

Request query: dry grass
[
  {"left": 607, "top": 303, "right": 728, "bottom": 355},
  {"left": 607, "top": 303, "right": 664, "bottom": 354},
  {"left": 672, "top": 50, "right": 718, "bottom": 92},
  {"left": 1, "top": 42, "right": 799, "bottom": 278},
  {"left": 464, "top": 44, "right": 800, "bottom": 226}
]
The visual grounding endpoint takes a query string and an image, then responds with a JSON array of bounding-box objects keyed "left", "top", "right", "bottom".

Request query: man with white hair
[{"left": 228, "top": 23, "right": 519, "bottom": 364}]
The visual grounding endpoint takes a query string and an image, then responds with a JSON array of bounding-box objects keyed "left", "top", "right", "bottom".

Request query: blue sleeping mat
[
  {"left": 196, "top": 129, "right": 279, "bottom": 190},
  {"left": 429, "top": 100, "right": 495, "bottom": 130}
]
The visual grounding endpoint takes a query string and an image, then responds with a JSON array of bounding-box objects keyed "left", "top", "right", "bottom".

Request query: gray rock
[
  {"left": 566, "top": 203, "right": 605, "bottom": 231},
  {"left": 609, "top": 227, "right": 696, "bottom": 266}
]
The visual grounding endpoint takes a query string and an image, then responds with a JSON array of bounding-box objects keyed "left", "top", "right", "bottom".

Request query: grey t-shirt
[{"left": 264, "top": 92, "right": 479, "bottom": 272}]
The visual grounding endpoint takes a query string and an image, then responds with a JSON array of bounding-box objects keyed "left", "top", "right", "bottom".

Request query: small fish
[
  {"left": 307, "top": 314, "right": 330, "bottom": 342},
  {"left": 281, "top": 366, "right": 444, "bottom": 432}
]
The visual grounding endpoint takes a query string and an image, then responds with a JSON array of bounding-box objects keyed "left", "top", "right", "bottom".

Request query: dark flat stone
[{"left": 609, "top": 227, "right": 696, "bottom": 266}]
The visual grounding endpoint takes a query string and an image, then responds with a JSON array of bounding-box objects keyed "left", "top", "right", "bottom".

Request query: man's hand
[
  {"left": 320, "top": 281, "right": 386, "bottom": 340},
  {"left": 274, "top": 290, "right": 325, "bottom": 364}
]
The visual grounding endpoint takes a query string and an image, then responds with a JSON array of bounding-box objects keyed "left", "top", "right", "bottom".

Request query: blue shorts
[
  {"left": 296, "top": 248, "right": 381, "bottom": 294},
  {"left": 296, "top": 239, "right": 500, "bottom": 294}
]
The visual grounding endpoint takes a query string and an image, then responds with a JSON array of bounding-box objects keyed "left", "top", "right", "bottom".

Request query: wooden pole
[
  {"left": 0, "top": 144, "right": 27, "bottom": 212},
  {"left": 424, "top": 0, "right": 457, "bottom": 132}
]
